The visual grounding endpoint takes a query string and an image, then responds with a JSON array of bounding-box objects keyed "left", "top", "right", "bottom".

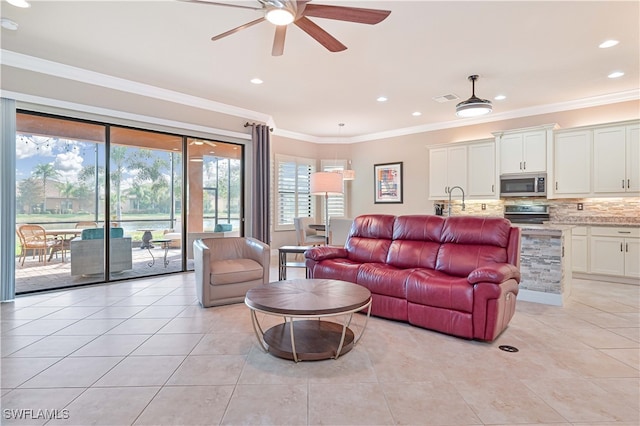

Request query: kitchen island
[{"left": 516, "top": 224, "right": 574, "bottom": 306}]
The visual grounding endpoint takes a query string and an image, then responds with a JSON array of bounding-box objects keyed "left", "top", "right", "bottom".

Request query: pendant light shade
[{"left": 456, "top": 75, "right": 492, "bottom": 118}]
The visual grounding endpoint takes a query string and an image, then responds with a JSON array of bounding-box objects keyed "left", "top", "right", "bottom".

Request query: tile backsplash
[{"left": 435, "top": 197, "right": 640, "bottom": 225}]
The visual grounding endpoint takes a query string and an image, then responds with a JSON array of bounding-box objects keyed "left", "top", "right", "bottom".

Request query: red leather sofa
[{"left": 305, "top": 214, "right": 521, "bottom": 341}]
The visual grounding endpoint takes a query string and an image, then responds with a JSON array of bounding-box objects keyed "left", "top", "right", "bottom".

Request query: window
[
  {"left": 275, "top": 154, "right": 316, "bottom": 230},
  {"left": 321, "top": 160, "right": 347, "bottom": 219}
]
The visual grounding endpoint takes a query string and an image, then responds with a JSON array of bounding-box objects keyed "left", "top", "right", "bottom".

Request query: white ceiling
[{"left": 1, "top": 0, "right": 639, "bottom": 141}]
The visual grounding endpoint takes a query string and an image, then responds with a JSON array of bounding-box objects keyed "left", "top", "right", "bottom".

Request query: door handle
[
  {"left": 523, "top": 161, "right": 526, "bottom": 170},
  {"left": 628, "top": 179, "right": 631, "bottom": 188},
  {"left": 491, "top": 184, "right": 494, "bottom": 192},
  {"left": 622, "top": 179, "right": 625, "bottom": 189},
  {"left": 519, "top": 161, "right": 523, "bottom": 170},
  {"left": 626, "top": 243, "right": 629, "bottom": 252},
  {"left": 555, "top": 182, "right": 558, "bottom": 190},
  {"left": 620, "top": 242, "right": 623, "bottom": 252}
]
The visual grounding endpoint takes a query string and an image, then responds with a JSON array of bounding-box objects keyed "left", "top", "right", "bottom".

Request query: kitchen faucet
[{"left": 447, "top": 186, "right": 466, "bottom": 216}]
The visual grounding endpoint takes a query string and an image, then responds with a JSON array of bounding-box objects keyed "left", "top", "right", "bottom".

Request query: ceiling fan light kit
[
  {"left": 456, "top": 75, "right": 493, "bottom": 118},
  {"left": 265, "top": 8, "right": 294, "bottom": 25}
]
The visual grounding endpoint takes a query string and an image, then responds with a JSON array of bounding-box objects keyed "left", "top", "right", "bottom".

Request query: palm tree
[
  {"left": 56, "top": 180, "right": 76, "bottom": 213},
  {"left": 31, "top": 163, "right": 60, "bottom": 213}
]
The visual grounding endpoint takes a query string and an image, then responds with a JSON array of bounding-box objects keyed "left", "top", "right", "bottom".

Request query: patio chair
[{"left": 17, "top": 224, "right": 62, "bottom": 266}]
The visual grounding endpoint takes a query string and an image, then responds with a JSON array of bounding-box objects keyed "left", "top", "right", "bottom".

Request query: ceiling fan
[{"left": 183, "top": 0, "right": 391, "bottom": 56}]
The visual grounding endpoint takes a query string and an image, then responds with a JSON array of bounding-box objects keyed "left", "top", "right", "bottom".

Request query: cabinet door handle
[
  {"left": 519, "top": 161, "right": 522, "bottom": 170},
  {"left": 555, "top": 182, "right": 558, "bottom": 190},
  {"left": 620, "top": 242, "right": 623, "bottom": 252},
  {"left": 626, "top": 243, "right": 629, "bottom": 252},
  {"left": 628, "top": 179, "right": 631, "bottom": 188},
  {"left": 523, "top": 161, "right": 526, "bottom": 170},
  {"left": 622, "top": 179, "right": 625, "bottom": 189},
  {"left": 491, "top": 184, "right": 494, "bottom": 193},
  {"left": 618, "top": 231, "right": 631, "bottom": 234}
]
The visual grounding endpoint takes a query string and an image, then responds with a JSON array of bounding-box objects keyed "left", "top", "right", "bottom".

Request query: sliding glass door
[{"left": 13, "top": 111, "right": 245, "bottom": 294}]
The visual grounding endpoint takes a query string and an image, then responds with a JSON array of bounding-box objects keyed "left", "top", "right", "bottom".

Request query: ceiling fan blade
[
  {"left": 211, "top": 17, "right": 266, "bottom": 41},
  {"left": 272, "top": 25, "right": 287, "bottom": 56},
  {"left": 303, "top": 4, "right": 391, "bottom": 24},
  {"left": 180, "top": 0, "right": 262, "bottom": 11},
  {"left": 294, "top": 17, "right": 346, "bottom": 52}
]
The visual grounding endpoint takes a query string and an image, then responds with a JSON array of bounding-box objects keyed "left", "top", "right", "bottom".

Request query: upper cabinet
[
  {"left": 428, "top": 145, "right": 467, "bottom": 199},
  {"left": 553, "top": 130, "right": 592, "bottom": 195},
  {"left": 593, "top": 124, "right": 640, "bottom": 194},
  {"left": 548, "top": 120, "right": 639, "bottom": 198},
  {"left": 467, "top": 140, "right": 497, "bottom": 198},
  {"left": 428, "top": 139, "right": 496, "bottom": 200},
  {"left": 498, "top": 130, "right": 547, "bottom": 174}
]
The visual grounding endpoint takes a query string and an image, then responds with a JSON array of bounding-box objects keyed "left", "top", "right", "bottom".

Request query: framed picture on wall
[{"left": 374, "top": 162, "right": 403, "bottom": 204}]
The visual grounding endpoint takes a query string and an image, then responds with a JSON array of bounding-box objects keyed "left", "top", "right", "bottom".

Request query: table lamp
[{"left": 310, "top": 172, "right": 344, "bottom": 244}]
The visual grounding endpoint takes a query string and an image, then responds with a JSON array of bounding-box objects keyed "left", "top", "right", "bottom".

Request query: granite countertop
[{"left": 545, "top": 221, "right": 640, "bottom": 228}]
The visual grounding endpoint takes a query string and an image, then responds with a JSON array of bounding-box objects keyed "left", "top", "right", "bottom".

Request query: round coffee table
[{"left": 245, "top": 279, "right": 372, "bottom": 362}]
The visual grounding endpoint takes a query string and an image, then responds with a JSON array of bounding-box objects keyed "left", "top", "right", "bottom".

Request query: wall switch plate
[
  {"left": 481, "top": 203, "right": 486, "bottom": 210},
  {"left": 577, "top": 203, "right": 583, "bottom": 210}
]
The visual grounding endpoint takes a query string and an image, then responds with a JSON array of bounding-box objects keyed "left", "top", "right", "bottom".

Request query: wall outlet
[
  {"left": 481, "top": 203, "right": 486, "bottom": 210},
  {"left": 577, "top": 203, "right": 583, "bottom": 211}
]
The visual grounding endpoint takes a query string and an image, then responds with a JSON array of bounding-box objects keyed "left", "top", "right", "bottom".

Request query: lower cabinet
[
  {"left": 572, "top": 226, "right": 588, "bottom": 273},
  {"left": 589, "top": 227, "right": 639, "bottom": 278}
]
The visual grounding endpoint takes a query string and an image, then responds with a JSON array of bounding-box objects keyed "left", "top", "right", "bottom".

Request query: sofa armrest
[
  {"left": 467, "top": 263, "right": 521, "bottom": 285},
  {"left": 193, "top": 239, "right": 211, "bottom": 305},
  {"left": 305, "top": 246, "right": 348, "bottom": 261}
]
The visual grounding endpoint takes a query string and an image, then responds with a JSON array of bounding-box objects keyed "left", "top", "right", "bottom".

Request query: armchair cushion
[{"left": 210, "top": 258, "right": 263, "bottom": 285}]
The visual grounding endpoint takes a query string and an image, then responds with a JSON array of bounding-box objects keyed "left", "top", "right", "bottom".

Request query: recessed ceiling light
[
  {"left": 608, "top": 71, "right": 624, "bottom": 79},
  {"left": 494, "top": 95, "right": 506, "bottom": 101},
  {"left": 599, "top": 39, "right": 619, "bottom": 48},
  {"left": 0, "top": 18, "right": 18, "bottom": 30},
  {"left": 376, "top": 96, "right": 388, "bottom": 102},
  {"left": 193, "top": 140, "right": 204, "bottom": 145},
  {"left": 250, "top": 78, "right": 263, "bottom": 85},
  {"left": 412, "top": 111, "right": 422, "bottom": 117},
  {"left": 190, "top": 157, "right": 204, "bottom": 162},
  {"left": 7, "top": 0, "right": 30, "bottom": 7}
]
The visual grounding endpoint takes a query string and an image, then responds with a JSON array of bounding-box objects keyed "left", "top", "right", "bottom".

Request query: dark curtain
[{"left": 250, "top": 124, "right": 270, "bottom": 244}]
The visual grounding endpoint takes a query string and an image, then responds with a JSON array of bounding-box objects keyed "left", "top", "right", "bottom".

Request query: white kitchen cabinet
[
  {"left": 572, "top": 226, "right": 588, "bottom": 273},
  {"left": 554, "top": 130, "right": 591, "bottom": 195},
  {"left": 593, "top": 124, "right": 640, "bottom": 194},
  {"left": 467, "top": 140, "right": 497, "bottom": 198},
  {"left": 589, "top": 227, "right": 640, "bottom": 278},
  {"left": 428, "top": 145, "right": 467, "bottom": 199},
  {"left": 498, "top": 130, "right": 546, "bottom": 174}
]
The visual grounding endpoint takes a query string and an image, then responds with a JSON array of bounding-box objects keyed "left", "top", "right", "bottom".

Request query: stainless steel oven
[
  {"left": 504, "top": 204, "right": 549, "bottom": 224},
  {"left": 500, "top": 173, "right": 547, "bottom": 197}
]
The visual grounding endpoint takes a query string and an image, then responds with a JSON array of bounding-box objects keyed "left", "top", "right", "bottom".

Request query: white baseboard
[{"left": 517, "top": 289, "right": 563, "bottom": 306}]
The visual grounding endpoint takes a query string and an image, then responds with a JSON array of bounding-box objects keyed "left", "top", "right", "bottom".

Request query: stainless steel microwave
[{"left": 500, "top": 173, "right": 547, "bottom": 197}]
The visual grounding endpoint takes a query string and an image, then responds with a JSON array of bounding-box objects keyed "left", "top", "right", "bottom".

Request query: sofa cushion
[
  {"left": 386, "top": 215, "right": 444, "bottom": 269},
  {"left": 356, "top": 263, "right": 412, "bottom": 299},
  {"left": 406, "top": 269, "right": 474, "bottom": 313},
  {"left": 209, "top": 258, "right": 263, "bottom": 285},
  {"left": 440, "top": 216, "right": 511, "bottom": 247},
  {"left": 81, "top": 227, "right": 124, "bottom": 240},
  {"left": 346, "top": 214, "right": 395, "bottom": 263},
  {"left": 311, "top": 258, "right": 362, "bottom": 283},
  {"left": 436, "top": 217, "right": 511, "bottom": 277}
]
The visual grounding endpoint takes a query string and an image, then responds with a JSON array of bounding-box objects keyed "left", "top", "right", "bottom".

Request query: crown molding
[
  {"left": 2, "top": 49, "right": 638, "bottom": 144},
  {"left": 1, "top": 49, "right": 271, "bottom": 124},
  {"left": 2, "top": 90, "right": 251, "bottom": 141}
]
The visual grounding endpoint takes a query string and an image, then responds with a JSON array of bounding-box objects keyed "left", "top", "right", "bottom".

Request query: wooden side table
[{"left": 278, "top": 245, "right": 312, "bottom": 280}]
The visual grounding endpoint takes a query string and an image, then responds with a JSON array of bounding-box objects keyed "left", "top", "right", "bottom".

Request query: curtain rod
[{"left": 244, "top": 122, "right": 273, "bottom": 132}]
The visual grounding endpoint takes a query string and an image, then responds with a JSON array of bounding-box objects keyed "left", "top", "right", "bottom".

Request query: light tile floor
[{"left": 1, "top": 263, "right": 638, "bottom": 425}]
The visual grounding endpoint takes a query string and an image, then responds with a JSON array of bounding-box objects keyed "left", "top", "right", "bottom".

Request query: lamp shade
[{"left": 310, "top": 172, "right": 343, "bottom": 195}]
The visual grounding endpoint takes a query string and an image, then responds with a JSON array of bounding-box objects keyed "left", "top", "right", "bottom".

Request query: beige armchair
[{"left": 193, "top": 237, "right": 270, "bottom": 307}]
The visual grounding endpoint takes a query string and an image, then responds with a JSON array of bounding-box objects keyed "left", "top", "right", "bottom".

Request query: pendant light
[
  {"left": 456, "top": 75, "right": 492, "bottom": 118},
  {"left": 337, "top": 123, "right": 355, "bottom": 180}
]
